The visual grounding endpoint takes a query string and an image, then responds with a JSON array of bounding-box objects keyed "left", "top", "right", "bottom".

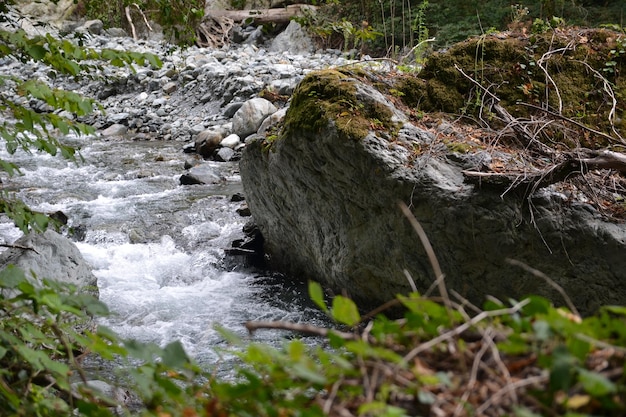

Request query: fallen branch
[
  {"left": 204, "top": 4, "right": 317, "bottom": 25},
  {"left": 454, "top": 64, "right": 552, "bottom": 155},
  {"left": 245, "top": 320, "right": 357, "bottom": 340},
  {"left": 518, "top": 102, "right": 621, "bottom": 145},
  {"left": 132, "top": 3, "right": 152, "bottom": 33},
  {"left": 463, "top": 149, "right": 626, "bottom": 191},
  {"left": 0, "top": 243, "right": 38, "bottom": 253},
  {"left": 124, "top": 6, "right": 137, "bottom": 40}
]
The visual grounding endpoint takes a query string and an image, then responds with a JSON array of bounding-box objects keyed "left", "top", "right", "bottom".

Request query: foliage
[
  {"left": 1, "top": 2, "right": 626, "bottom": 417},
  {"left": 0, "top": 265, "right": 207, "bottom": 417},
  {"left": 302, "top": 0, "right": 625, "bottom": 56},
  {"left": 2, "top": 261, "right": 626, "bottom": 416},
  {"left": 78, "top": 0, "right": 204, "bottom": 46},
  {"left": 0, "top": 24, "right": 161, "bottom": 233}
]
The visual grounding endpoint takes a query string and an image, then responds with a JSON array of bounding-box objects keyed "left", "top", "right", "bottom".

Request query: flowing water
[{"left": 0, "top": 135, "right": 325, "bottom": 366}]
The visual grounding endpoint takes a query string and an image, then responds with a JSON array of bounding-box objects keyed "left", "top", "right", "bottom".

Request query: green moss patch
[{"left": 281, "top": 69, "right": 395, "bottom": 143}]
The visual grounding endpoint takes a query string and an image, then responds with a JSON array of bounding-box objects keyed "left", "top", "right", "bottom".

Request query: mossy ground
[{"left": 395, "top": 28, "right": 626, "bottom": 149}]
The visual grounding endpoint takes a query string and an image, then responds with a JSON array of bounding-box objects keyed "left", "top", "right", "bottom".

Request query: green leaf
[
  {"left": 331, "top": 295, "right": 360, "bottom": 326},
  {"left": 146, "top": 54, "right": 163, "bottom": 69},
  {"left": 521, "top": 295, "right": 552, "bottom": 316},
  {"left": 549, "top": 346, "right": 577, "bottom": 392},
  {"left": 162, "top": 340, "right": 189, "bottom": 368},
  {"left": 577, "top": 368, "right": 617, "bottom": 396},
  {"left": 308, "top": 281, "right": 329, "bottom": 313},
  {"left": 601, "top": 305, "right": 626, "bottom": 316},
  {"left": 0, "top": 265, "right": 27, "bottom": 289},
  {"left": 27, "top": 45, "right": 46, "bottom": 60},
  {"left": 290, "top": 363, "right": 327, "bottom": 384},
  {"left": 0, "top": 158, "right": 21, "bottom": 176},
  {"left": 514, "top": 407, "right": 543, "bottom": 417}
]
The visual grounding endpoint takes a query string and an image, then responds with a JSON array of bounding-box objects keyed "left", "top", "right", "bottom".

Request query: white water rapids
[{"left": 0, "top": 135, "right": 325, "bottom": 366}]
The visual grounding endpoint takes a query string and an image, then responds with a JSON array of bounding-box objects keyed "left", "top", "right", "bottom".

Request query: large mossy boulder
[{"left": 240, "top": 31, "right": 626, "bottom": 315}]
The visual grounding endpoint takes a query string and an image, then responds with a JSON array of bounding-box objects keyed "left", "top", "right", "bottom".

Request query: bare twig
[
  {"left": 402, "top": 298, "right": 530, "bottom": 363},
  {"left": 453, "top": 329, "right": 493, "bottom": 416},
  {"left": 132, "top": 3, "right": 152, "bottom": 32},
  {"left": 536, "top": 42, "right": 575, "bottom": 114},
  {"left": 574, "top": 60, "right": 624, "bottom": 142},
  {"left": 463, "top": 149, "right": 626, "bottom": 191},
  {"left": 399, "top": 201, "right": 452, "bottom": 313},
  {"left": 518, "top": 102, "right": 620, "bottom": 144},
  {"left": 506, "top": 258, "right": 580, "bottom": 317},
  {"left": 398, "top": 37, "right": 436, "bottom": 65},
  {"left": 475, "top": 372, "right": 548, "bottom": 415},
  {"left": 454, "top": 64, "right": 548, "bottom": 153},
  {"left": 0, "top": 243, "right": 38, "bottom": 253},
  {"left": 124, "top": 6, "right": 137, "bottom": 40}
]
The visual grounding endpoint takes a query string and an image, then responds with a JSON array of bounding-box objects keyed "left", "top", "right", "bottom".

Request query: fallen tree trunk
[{"left": 204, "top": 4, "right": 317, "bottom": 25}]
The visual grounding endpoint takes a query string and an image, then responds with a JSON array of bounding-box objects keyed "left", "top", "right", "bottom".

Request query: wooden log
[{"left": 204, "top": 4, "right": 317, "bottom": 25}]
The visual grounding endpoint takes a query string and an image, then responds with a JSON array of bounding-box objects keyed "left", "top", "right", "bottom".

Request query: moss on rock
[{"left": 280, "top": 69, "right": 395, "bottom": 143}]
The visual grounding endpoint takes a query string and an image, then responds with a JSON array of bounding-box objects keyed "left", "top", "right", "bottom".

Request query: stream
[{"left": 0, "top": 134, "right": 326, "bottom": 366}]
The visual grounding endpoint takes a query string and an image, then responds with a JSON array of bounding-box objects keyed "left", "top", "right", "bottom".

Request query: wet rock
[
  {"left": 231, "top": 192, "right": 245, "bottom": 202},
  {"left": 179, "top": 173, "right": 205, "bottom": 185},
  {"left": 0, "top": 230, "right": 98, "bottom": 298},
  {"left": 236, "top": 204, "right": 251, "bottom": 217},
  {"left": 224, "top": 221, "right": 265, "bottom": 269}
]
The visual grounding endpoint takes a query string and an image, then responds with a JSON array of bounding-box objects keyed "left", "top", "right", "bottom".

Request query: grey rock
[
  {"left": 240, "top": 75, "right": 626, "bottom": 315},
  {"left": 0, "top": 230, "right": 98, "bottom": 297},
  {"left": 101, "top": 123, "right": 128, "bottom": 137},
  {"left": 195, "top": 129, "right": 223, "bottom": 158},
  {"left": 82, "top": 19, "right": 104, "bottom": 35},
  {"left": 187, "top": 163, "right": 222, "bottom": 183},
  {"left": 270, "top": 21, "right": 315, "bottom": 54},
  {"left": 105, "top": 27, "right": 128, "bottom": 37},
  {"left": 258, "top": 107, "right": 287, "bottom": 134},
  {"left": 232, "top": 98, "right": 277, "bottom": 138},
  {"left": 108, "top": 113, "right": 130, "bottom": 123},
  {"left": 179, "top": 173, "right": 205, "bottom": 185},
  {"left": 220, "top": 134, "right": 241, "bottom": 149},
  {"left": 162, "top": 81, "right": 178, "bottom": 94},
  {"left": 216, "top": 147, "right": 235, "bottom": 162},
  {"left": 223, "top": 102, "right": 244, "bottom": 118}
]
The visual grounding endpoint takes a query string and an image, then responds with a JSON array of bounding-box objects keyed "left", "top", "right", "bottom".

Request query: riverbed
[{"left": 0, "top": 135, "right": 326, "bottom": 366}]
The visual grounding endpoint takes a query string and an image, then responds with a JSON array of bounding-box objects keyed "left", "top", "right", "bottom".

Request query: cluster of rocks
[
  {"left": 2, "top": 2, "right": 360, "bottom": 179},
  {"left": 0, "top": 3, "right": 361, "bottom": 281}
]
